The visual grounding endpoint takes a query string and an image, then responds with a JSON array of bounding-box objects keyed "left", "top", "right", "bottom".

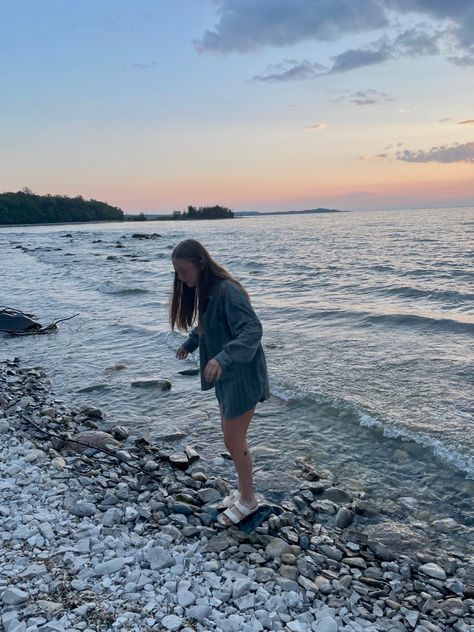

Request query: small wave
[
  {"left": 377, "top": 285, "right": 474, "bottom": 303},
  {"left": 270, "top": 383, "right": 474, "bottom": 478},
  {"left": 359, "top": 413, "right": 474, "bottom": 479},
  {"left": 362, "top": 312, "right": 474, "bottom": 334},
  {"left": 97, "top": 282, "right": 150, "bottom": 296}
]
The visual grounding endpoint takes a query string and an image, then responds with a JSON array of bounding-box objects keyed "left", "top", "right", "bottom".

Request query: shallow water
[{"left": 1, "top": 208, "right": 473, "bottom": 557}]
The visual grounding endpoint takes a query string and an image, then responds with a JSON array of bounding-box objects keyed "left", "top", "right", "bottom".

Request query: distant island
[
  {"left": 144, "top": 207, "right": 343, "bottom": 220},
  {"left": 0, "top": 190, "right": 123, "bottom": 225},
  {"left": 234, "top": 208, "right": 343, "bottom": 217},
  {"left": 151, "top": 205, "right": 234, "bottom": 221}
]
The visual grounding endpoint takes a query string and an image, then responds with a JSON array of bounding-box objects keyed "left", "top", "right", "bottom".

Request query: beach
[
  {"left": 1, "top": 208, "right": 473, "bottom": 630},
  {"left": 1, "top": 358, "right": 473, "bottom": 632}
]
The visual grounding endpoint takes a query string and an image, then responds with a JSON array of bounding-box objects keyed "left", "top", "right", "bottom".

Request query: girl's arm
[
  {"left": 181, "top": 327, "right": 199, "bottom": 353},
  {"left": 214, "top": 283, "right": 262, "bottom": 371}
]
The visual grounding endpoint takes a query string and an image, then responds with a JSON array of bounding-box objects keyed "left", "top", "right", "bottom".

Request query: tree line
[
  {"left": 0, "top": 190, "right": 124, "bottom": 225},
  {"left": 172, "top": 205, "right": 234, "bottom": 220}
]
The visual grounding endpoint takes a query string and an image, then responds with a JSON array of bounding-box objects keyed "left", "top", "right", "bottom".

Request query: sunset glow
[{"left": 1, "top": 1, "right": 473, "bottom": 212}]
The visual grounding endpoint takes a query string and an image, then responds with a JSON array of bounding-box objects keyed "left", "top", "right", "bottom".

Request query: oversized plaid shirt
[{"left": 182, "top": 280, "right": 270, "bottom": 419}]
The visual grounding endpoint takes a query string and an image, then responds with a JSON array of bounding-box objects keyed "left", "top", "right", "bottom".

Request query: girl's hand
[
  {"left": 204, "top": 358, "right": 222, "bottom": 382},
  {"left": 176, "top": 346, "right": 189, "bottom": 360}
]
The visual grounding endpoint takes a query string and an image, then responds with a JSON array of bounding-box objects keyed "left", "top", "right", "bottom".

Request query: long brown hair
[{"left": 169, "top": 239, "right": 248, "bottom": 332}]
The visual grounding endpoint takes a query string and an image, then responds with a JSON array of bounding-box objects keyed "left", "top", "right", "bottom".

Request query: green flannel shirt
[{"left": 182, "top": 280, "right": 270, "bottom": 419}]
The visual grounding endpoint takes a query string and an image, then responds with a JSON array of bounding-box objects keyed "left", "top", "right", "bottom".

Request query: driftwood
[{"left": 0, "top": 306, "right": 78, "bottom": 336}]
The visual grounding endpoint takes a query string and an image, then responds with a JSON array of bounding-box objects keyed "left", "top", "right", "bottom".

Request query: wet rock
[
  {"left": 59, "top": 430, "right": 120, "bottom": 454},
  {"left": 178, "top": 367, "right": 200, "bottom": 376},
  {"left": 321, "top": 487, "right": 352, "bottom": 505},
  {"left": 131, "top": 379, "right": 171, "bottom": 390},
  {"left": 111, "top": 425, "right": 129, "bottom": 440},
  {"left": 104, "top": 362, "right": 127, "bottom": 372},
  {"left": 76, "top": 384, "right": 109, "bottom": 393},
  {"left": 335, "top": 507, "right": 354, "bottom": 529},
  {"left": 80, "top": 406, "right": 103, "bottom": 419}
]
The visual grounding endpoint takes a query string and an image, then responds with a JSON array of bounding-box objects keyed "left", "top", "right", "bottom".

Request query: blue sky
[{"left": 1, "top": 0, "right": 473, "bottom": 212}]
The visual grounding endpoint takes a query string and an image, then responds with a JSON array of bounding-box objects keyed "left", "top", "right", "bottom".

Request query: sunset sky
[{"left": 1, "top": 0, "right": 473, "bottom": 212}]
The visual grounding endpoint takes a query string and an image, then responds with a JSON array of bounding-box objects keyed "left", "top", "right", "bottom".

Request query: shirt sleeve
[
  {"left": 214, "top": 283, "right": 263, "bottom": 371},
  {"left": 181, "top": 327, "right": 199, "bottom": 353}
]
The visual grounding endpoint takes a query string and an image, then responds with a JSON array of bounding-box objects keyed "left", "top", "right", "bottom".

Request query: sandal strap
[{"left": 220, "top": 503, "right": 245, "bottom": 524}]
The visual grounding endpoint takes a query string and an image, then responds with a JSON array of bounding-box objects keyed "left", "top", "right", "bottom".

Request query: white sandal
[
  {"left": 216, "top": 490, "right": 240, "bottom": 510},
  {"left": 217, "top": 499, "right": 259, "bottom": 527}
]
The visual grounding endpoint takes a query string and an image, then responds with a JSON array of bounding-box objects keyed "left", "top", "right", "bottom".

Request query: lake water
[{"left": 1, "top": 207, "right": 473, "bottom": 558}]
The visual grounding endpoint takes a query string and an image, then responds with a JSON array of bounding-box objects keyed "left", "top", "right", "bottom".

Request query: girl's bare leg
[{"left": 221, "top": 407, "right": 257, "bottom": 508}]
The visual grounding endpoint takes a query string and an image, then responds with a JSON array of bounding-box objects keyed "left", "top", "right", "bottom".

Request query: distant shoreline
[
  {"left": 234, "top": 208, "right": 345, "bottom": 217},
  {"left": 0, "top": 208, "right": 345, "bottom": 227}
]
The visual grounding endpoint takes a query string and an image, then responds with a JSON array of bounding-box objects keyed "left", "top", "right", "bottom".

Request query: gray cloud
[
  {"left": 335, "top": 89, "right": 393, "bottom": 105},
  {"left": 457, "top": 119, "right": 474, "bottom": 125},
  {"left": 330, "top": 45, "right": 392, "bottom": 72},
  {"left": 393, "top": 26, "right": 440, "bottom": 56},
  {"left": 195, "top": 0, "right": 388, "bottom": 54},
  {"left": 253, "top": 59, "right": 326, "bottom": 82},
  {"left": 396, "top": 141, "right": 474, "bottom": 163},
  {"left": 196, "top": 0, "right": 474, "bottom": 64},
  {"left": 252, "top": 26, "right": 442, "bottom": 83}
]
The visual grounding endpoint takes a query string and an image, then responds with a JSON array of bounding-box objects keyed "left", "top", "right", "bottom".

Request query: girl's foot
[
  {"left": 217, "top": 498, "right": 259, "bottom": 527},
  {"left": 216, "top": 489, "right": 240, "bottom": 511}
]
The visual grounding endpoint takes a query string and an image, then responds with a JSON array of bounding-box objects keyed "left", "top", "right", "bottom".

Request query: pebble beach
[{"left": 1, "top": 358, "right": 473, "bottom": 632}]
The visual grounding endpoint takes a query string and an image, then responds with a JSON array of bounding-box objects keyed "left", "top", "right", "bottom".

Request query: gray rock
[
  {"left": 232, "top": 578, "right": 253, "bottom": 598},
  {"left": 321, "top": 487, "right": 352, "bottom": 505},
  {"left": 178, "top": 368, "right": 200, "bottom": 376},
  {"left": 419, "top": 562, "right": 446, "bottom": 580},
  {"left": 315, "top": 614, "right": 338, "bottom": 632},
  {"left": 186, "top": 605, "right": 212, "bottom": 622},
  {"left": 169, "top": 453, "right": 189, "bottom": 470},
  {"left": 101, "top": 507, "right": 122, "bottom": 527},
  {"left": 205, "top": 532, "right": 238, "bottom": 553},
  {"left": 147, "top": 547, "right": 175, "bottom": 570},
  {"left": 61, "top": 430, "right": 120, "bottom": 454},
  {"left": 2, "top": 586, "right": 29, "bottom": 605},
  {"left": 335, "top": 506, "right": 354, "bottom": 529},
  {"left": 197, "top": 487, "right": 221, "bottom": 503},
  {"left": 131, "top": 379, "right": 171, "bottom": 390},
  {"left": 177, "top": 590, "right": 196, "bottom": 607},
  {"left": 66, "top": 500, "right": 96, "bottom": 517},
  {"left": 265, "top": 538, "right": 293, "bottom": 558},
  {"left": 93, "top": 557, "right": 133, "bottom": 576},
  {"left": 320, "top": 544, "right": 343, "bottom": 561},
  {"left": 111, "top": 425, "right": 130, "bottom": 440},
  {"left": 161, "top": 614, "right": 182, "bottom": 631}
]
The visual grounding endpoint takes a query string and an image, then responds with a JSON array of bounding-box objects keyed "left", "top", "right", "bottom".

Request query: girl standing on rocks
[{"left": 170, "top": 239, "right": 270, "bottom": 527}]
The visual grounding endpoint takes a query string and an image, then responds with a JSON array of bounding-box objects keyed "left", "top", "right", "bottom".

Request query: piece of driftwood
[{"left": 0, "top": 306, "right": 78, "bottom": 336}]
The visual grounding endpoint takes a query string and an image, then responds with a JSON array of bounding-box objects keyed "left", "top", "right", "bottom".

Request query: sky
[{"left": 0, "top": 0, "right": 473, "bottom": 213}]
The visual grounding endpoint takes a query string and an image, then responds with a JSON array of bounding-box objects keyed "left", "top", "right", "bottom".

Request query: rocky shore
[{"left": 1, "top": 358, "right": 473, "bottom": 632}]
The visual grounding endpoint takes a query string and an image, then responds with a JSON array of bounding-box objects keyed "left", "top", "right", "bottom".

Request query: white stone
[
  {"left": 418, "top": 562, "right": 446, "bottom": 580},
  {"left": 93, "top": 557, "right": 133, "bottom": 576},
  {"left": 313, "top": 615, "right": 338, "bottom": 632},
  {"left": 177, "top": 590, "right": 196, "bottom": 607},
  {"left": 161, "top": 614, "right": 183, "bottom": 631},
  {"left": 186, "top": 605, "right": 212, "bottom": 622},
  {"left": 2, "top": 586, "right": 29, "bottom": 605}
]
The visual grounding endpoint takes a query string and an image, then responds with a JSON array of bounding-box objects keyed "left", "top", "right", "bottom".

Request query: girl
[{"left": 170, "top": 239, "right": 270, "bottom": 527}]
